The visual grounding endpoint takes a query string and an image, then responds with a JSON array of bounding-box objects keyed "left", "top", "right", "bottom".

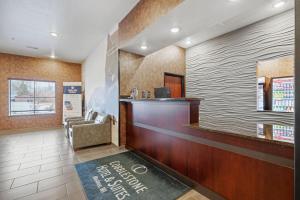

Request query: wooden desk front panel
[
  {"left": 129, "top": 102, "right": 191, "bottom": 131},
  {"left": 126, "top": 124, "right": 293, "bottom": 200},
  {"left": 123, "top": 100, "right": 293, "bottom": 200}
]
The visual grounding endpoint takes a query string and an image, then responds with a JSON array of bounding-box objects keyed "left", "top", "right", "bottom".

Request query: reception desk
[{"left": 120, "top": 98, "right": 294, "bottom": 200}]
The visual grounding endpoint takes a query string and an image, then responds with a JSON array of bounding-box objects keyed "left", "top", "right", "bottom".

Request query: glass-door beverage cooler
[
  {"left": 257, "top": 77, "right": 266, "bottom": 111},
  {"left": 272, "top": 77, "right": 294, "bottom": 112}
]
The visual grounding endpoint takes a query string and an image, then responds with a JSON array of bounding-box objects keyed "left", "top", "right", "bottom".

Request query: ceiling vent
[{"left": 26, "top": 46, "right": 39, "bottom": 50}]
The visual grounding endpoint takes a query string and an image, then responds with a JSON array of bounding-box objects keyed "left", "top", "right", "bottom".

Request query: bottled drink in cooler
[{"left": 272, "top": 77, "right": 294, "bottom": 112}]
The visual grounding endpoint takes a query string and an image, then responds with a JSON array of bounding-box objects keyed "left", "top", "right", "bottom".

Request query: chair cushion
[
  {"left": 90, "top": 112, "right": 98, "bottom": 120},
  {"left": 84, "top": 109, "right": 93, "bottom": 120},
  {"left": 95, "top": 114, "right": 108, "bottom": 124}
]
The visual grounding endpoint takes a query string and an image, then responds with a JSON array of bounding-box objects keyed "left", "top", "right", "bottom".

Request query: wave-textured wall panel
[{"left": 186, "top": 10, "right": 295, "bottom": 135}]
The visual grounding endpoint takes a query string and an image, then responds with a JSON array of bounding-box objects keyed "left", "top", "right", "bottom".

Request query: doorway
[{"left": 164, "top": 73, "right": 185, "bottom": 98}]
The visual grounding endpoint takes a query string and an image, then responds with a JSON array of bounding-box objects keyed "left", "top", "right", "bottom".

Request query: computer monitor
[{"left": 154, "top": 87, "right": 171, "bottom": 98}]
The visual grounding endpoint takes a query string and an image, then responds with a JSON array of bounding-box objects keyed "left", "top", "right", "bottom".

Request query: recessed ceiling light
[
  {"left": 50, "top": 32, "right": 58, "bottom": 37},
  {"left": 273, "top": 1, "right": 285, "bottom": 8},
  {"left": 170, "top": 27, "right": 180, "bottom": 33},
  {"left": 186, "top": 40, "right": 191, "bottom": 45},
  {"left": 140, "top": 45, "right": 148, "bottom": 50}
]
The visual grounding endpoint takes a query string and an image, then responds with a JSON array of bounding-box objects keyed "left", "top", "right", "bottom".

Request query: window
[{"left": 9, "top": 79, "right": 56, "bottom": 116}]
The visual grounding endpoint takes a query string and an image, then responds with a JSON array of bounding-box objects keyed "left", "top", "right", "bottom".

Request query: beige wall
[
  {"left": 105, "top": 32, "right": 120, "bottom": 146},
  {"left": 82, "top": 38, "right": 107, "bottom": 111},
  {"left": 0, "top": 53, "right": 81, "bottom": 131},
  {"left": 120, "top": 45, "right": 185, "bottom": 98}
]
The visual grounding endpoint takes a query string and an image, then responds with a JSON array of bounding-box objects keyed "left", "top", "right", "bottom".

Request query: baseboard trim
[{"left": 0, "top": 126, "right": 63, "bottom": 135}]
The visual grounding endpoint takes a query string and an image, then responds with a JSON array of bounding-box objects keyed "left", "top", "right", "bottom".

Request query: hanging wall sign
[{"left": 63, "top": 82, "right": 82, "bottom": 123}]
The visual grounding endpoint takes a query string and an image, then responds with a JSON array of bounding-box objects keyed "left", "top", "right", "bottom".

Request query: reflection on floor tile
[
  {"left": 0, "top": 128, "right": 209, "bottom": 200},
  {"left": 19, "top": 185, "right": 67, "bottom": 200},
  {"left": 12, "top": 167, "right": 62, "bottom": 188},
  {"left": 0, "top": 166, "right": 40, "bottom": 182},
  {"left": 0, "top": 182, "right": 37, "bottom": 200},
  {"left": 0, "top": 179, "right": 13, "bottom": 192}
]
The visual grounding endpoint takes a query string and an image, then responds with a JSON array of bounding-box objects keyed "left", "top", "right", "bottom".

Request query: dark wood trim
[
  {"left": 164, "top": 72, "right": 185, "bottom": 97},
  {"left": 132, "top": 122, "right": 293, "bottom": 168},
  {"left": 186, "top": 124, "right": 294, "bottom": 159},
  {"left": 295, "top": 0, "right": 300, "bottom": 198}
]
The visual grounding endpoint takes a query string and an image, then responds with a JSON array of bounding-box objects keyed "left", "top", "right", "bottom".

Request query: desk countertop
[
  {"left": 119, "top": 97, "right": 203, "bottom": 102},
  {"left": 187, "top": 123, "right": 294, "bottom": 147}
]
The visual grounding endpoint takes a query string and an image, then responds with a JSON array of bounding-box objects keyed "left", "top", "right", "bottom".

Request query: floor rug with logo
[{"left": 75, "top": 151, "right": 190, "bottom": 200}]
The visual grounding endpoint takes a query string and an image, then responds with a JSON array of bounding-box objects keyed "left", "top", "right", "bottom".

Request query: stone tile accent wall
[
  {"left": 118, "top": 0, "right": 182, "bottom": 46},
  {"left": 119, "top": 45, "right": 185, "bottom": 98},
  {"left": 0, "top": 53, "right": 81, "bottom": 131}
]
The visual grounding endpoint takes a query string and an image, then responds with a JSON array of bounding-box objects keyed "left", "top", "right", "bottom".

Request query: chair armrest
[
  {"left": 69, "top": 120, "right": 94, "bottom": 127},
  {"left": 65, "top": 117, "right": 84, "bottom": 122},
  {"left": 72, "top": 122, "right": 111, "bottom": 139},
  {"left": 72, "top": 123, "right": 99, "bottom": 130},
  {"left": 72, "top": 122, "right": 110, "bottom": 134}
]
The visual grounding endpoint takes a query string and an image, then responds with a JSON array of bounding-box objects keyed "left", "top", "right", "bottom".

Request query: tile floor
[{"left": 0, "top": 128, "right": 209, "bottom": 200}]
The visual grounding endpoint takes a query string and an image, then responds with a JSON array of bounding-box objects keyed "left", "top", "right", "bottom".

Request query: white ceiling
[
  {"left": 0, "top": 0, "right": 139, "bottom": 63},
  {"left": 121, "top": 0, "right": 294, "bottom": 56}
]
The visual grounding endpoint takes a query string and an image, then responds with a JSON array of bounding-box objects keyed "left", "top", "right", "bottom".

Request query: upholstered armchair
[
  {"left": 69, "top": 115, "right": 111, "bottom": 150},
  {"left": 64, "top": 110, "right": 98, "bottom": 138}
]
